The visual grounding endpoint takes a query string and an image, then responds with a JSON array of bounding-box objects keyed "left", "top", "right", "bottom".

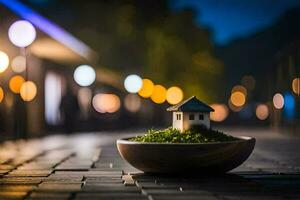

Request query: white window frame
[{"left": 176, "top": 113, "right": 181, "bottom": 120}]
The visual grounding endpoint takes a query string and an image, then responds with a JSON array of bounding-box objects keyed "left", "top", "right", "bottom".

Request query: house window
[
  {"left": 176, "top": 114, "right": 181, "bottom": 120},
  {"left": 189, "top": 114, "right": 194, "bottom": 120},
  {"left": 199, "top": 114, "right": 204, "bottom": 120}
]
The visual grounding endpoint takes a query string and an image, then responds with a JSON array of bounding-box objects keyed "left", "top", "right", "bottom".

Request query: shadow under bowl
[{"left": 117, "top": 136, "right": 255, "bottom": 174}]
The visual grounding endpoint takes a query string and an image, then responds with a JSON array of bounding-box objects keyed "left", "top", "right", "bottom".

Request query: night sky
[{"left": 171, "top": 0, "right": 300, "bottom": 44}]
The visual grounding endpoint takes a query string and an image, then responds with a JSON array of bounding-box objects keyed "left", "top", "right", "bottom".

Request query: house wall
[
  {"left": 172, "top": 112, "right": 183, "bottom": 130},
  {"left": 183, "top": 112, "right": 210, "bottom": 131}
]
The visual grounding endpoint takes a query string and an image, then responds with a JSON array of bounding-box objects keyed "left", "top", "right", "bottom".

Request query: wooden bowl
[{"left": 117, "top": 136, "right": 255, "bottom": 174}]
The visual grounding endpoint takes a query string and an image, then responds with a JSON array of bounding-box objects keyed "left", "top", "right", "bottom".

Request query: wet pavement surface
[{"left": 0, "top": 128, "right": 299, "bottom": 200}]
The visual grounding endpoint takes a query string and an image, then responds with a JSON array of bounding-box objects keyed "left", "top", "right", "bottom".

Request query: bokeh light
[
  {"left": 20, "top": 81, "right": 37, "bottom": 102},
  {"left": 284, "top": 93, "right": 295, "bottom": 110},
  {"left": 273, "top": 93, "right": 284, "bottom": 109},
  {"left": 11, "top": 56, "right": 26, "bottom": 73},
  {"left": 292, "top": 77, "right": 300, "bottom": 95},
  {"left": 124, "top": 74, "right": 142, "bottom": 93},
  {"left": 255, "top": 104, "right": 269, "bottom": 120},
  {"left": 284, "top": 92, "right": 295, "bottom": 118},
  {"left": 9, "top": 75, "right": 25, "bottom": 94},
  {"left": 151, "top": 85, "right": 166, "bottom": 104},
  {"left": 166, "top": 86, "right": 183, "bottom": 105},
  {"left": 92, "top": 93, "right": 121, "bottom": 113},
  {"left": 138, "top": 79, "right": 154, "bottom": 98},
  {"left": 73, "top": 65, "right": 96, "bottom": 87},
  {"left": 241, "top": 75, "right": 256, "bottom": 90},
  {"left": 0, "top": 87, "right": 4, "bottom": 103},
  {"left": 124, "top": 94, "right": 141, "bottom": 112},
  {"left": 231, "top": 85, "right": 247, "bottom": 96},
  {"left": 8, "top": 20, "right": 36, "bottom": 47},
  {"left": 230, "top": 91, "right": 246, "bottom": 107},
  {"left": 0, "top": 51, "right": 9, "bottom": 73},
  {"left": 210, "top": 104, "right": 229, "bottom": 122},
  {"left": 228, "top": 99, "right": 243, "bottom": 112}
]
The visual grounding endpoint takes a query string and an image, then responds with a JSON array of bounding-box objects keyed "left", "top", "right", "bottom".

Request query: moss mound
[{"left": 129, "top": 127, "right": 238, "bottom": 143}]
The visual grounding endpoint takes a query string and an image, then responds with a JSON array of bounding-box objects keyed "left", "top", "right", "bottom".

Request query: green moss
[{"left": 129, "top": 127, "right": 239, "bottom": 143}]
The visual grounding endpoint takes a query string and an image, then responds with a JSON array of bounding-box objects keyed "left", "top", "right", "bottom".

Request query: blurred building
[
  {"left": 215, "top": 8, "right": 300, "bottom": 129},
  {"left": 0, "top": 2, "right": 170, "bottom": 140},
  {"left": 269, "top": 39, "right": 300, "bottom": 130}
]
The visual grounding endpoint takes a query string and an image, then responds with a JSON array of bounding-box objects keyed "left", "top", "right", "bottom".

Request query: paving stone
[
  {"left": 43, "top": 179, "right": 83, "bottom": 184},
  {"left": 17, "top": 163, "right": 54, "bottom": 170},
  {"left": 26, "top": 192, "right": 71, "bottom": 199},
  {"left": 0, "top": 185, "right": 37, "bottom": 192},
  {"left": 54, "top": 170, "right": 123, "bottom": 178},
  {"left": 45, "top": 175, "right": 83, "bottom": 182},
  {"left": 0, "top": 191, "right": 28, "bottom": 199},
  {"left": 0, "top": 165, "right": 16, "bottom": 170},
  {"left": 85, "top": 177, "right": 123, "bottom": 183},
  {"left": 74, "top": 193, "right": 148, "bottom": 200},
  {"left": 82, "top": 185, "right": 140, "bottom": 192},
  {"left": 7, "top": 170, "right": 53, "bottom": 177},
  {"left": 37, "top": 182, "right": 82, "bottom": 192},
  {"left": 0, "top": 177, "right": 43, "bottom": 185},
  {"left": 1, "top": 130, "right": 300, "bottom": 200},
  {"left": 84, "top": 182, "right": 126, "bottom": 187},
  {"left": 0, "top": 169, "right": 10, "bottom": 175},
  {"left": 222, "top": 195, "right": 288, "bottom": 200},
  {"left": 141, "top": 188, "right": 213, "bottom": 196},
  {"left": 0, "top": 158, "right": 11, "bottom": 165},
  {"left": 54, "top": 165, "right": 91, "bottom": 171},
  {"left": 76, "top": 192, "right": 144, "bottom": 197},
  {"left": 149, "top": 194, "right": 219, "bottom": 200}
]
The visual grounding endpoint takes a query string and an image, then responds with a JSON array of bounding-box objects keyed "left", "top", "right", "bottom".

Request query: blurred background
[{"left": 0, "top": 0, "right": 299, "bottom": 140}]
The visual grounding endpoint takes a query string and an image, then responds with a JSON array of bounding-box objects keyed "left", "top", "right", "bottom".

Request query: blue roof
[{"left": 167, "top": 96, "right": 214, "bottom": 112}]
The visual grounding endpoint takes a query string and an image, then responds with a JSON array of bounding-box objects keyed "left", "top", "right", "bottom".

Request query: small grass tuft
[{"left": 129, "top": 126, "right": 238, "bottom": 143}]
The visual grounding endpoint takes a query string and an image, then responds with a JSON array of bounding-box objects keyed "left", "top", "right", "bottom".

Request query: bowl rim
[{"left": 117, "top": 136, "right": 255, "bottom": 145}]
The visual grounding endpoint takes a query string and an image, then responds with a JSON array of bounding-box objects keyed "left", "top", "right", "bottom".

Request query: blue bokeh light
[{"left": 284, "top": 92, "right": 295, "bottom": 118}]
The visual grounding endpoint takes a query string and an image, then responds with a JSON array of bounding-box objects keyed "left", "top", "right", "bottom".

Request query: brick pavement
[{"left": 0, "top": 129, "right": 299, "bottom": 200}]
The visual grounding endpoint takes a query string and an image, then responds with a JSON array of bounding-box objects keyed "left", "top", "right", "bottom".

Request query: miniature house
[{"left": 167, "top": 96, "right": 214, "bottom": 132}]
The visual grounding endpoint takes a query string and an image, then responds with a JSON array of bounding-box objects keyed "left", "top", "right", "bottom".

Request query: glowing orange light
[
  {"left": 20, "top": 81, "right": 37, "bottom": 102},
  {"left": 138, "top": 79, "right": 154, "bottom": 98},
  {"left": 124, "top": 94, "right": 141, "bottom": 112},
  {"left": 210, "top": 104, "right": 229, "bottom": 122},
  {"left": 92, "top": 93, "right": 121, "bottom": 113},
  {"left": 231, "top": 85, "right": 247, "bottom": 96},
  {"left": 166, "top": 86, "right": 183, "bottom": 105},
  {"left": 0, "top": 87, "right": 4, "bottom": 103},
  {"left": 273, "top": 93, "right": 284, "bottom": 109},
  {"left": 292, "top": 78, "right": 300, "bottom": 95},
  {"left": 151, "top": 85, "right": 166, "bottom": 104},
  {"left": 9, "top": 75, "right": 25, "bottom": 94},
  {"left": 230, "top": 91, "right": 246, "bottom": 107},
  {"left": 228, "top": 99, "right": 243, "bottom": 112},
  {"left": 256, "top": 104, "right": 269, "bottom": 120}
]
